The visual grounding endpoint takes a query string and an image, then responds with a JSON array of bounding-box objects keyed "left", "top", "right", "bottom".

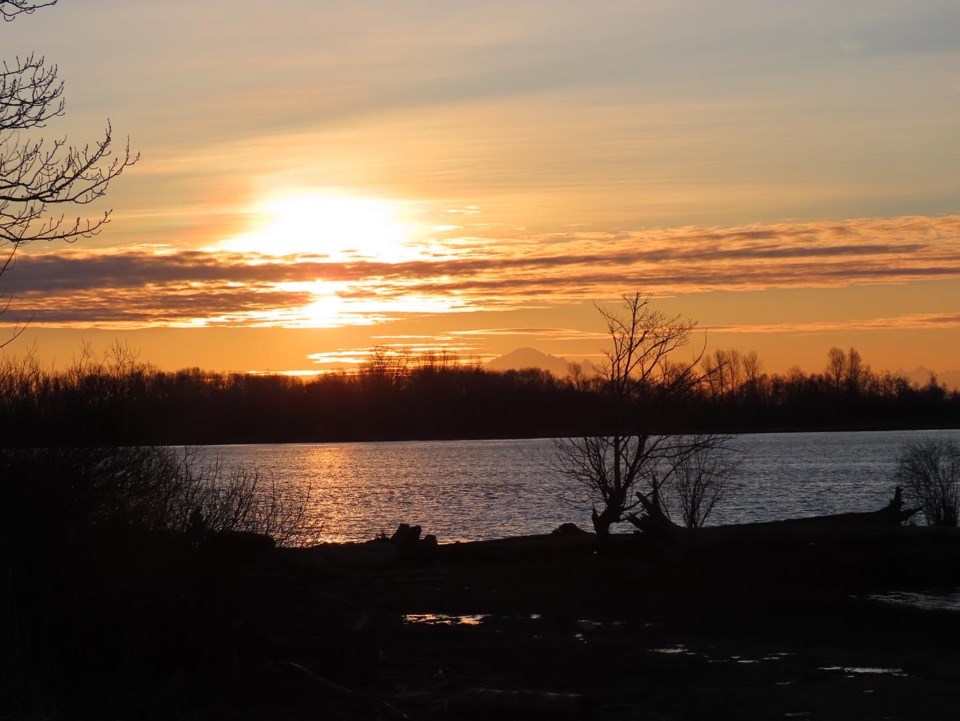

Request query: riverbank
[
  {"left": 7, "top": 526, "right": 960, "bottom": 719},
  {"left": 281, "top": 528, "right": 960, "bottom": 720}
]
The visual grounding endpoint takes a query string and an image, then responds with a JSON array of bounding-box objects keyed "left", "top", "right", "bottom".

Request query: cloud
[
  {"left": 2, "top": 285, "right": 315, "bottom": 329},
  {"left": 449, "top": 327, "right": 610, "bottom": 341},
  {"left": 3, "top": 214, "right": 959, "bottom": 328},
  {"left": 708, "top": 313, "right": 960, "bottom": 335},
  {"left": 307, "top": 340, "right": 483, "bottom": 367}
]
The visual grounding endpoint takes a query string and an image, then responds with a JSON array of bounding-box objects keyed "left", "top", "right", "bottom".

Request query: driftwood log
[{"left": 626, "top": 487, "right": 920, "bottom": 543}]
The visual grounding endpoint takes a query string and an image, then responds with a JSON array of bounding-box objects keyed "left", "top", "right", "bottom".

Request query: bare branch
[
  {"left": 0, "top": 0, "right": 138, "bottom": 335},
  {"left": 897, "top": 439, "right": 960, "bottom": 527},
  {"left": 554, "top": 292, "right": 739, "bottom": 536},
  {"left": 0, "top": 1, "right": 56, "bottom": 22}
]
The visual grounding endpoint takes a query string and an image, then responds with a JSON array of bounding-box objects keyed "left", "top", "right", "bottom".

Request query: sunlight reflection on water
[
  {"left": 198, "top": 429, "right": 960, "bottom": 543},
  {"left": 403, "top": 613, "right": 487, "bottom": 626}
]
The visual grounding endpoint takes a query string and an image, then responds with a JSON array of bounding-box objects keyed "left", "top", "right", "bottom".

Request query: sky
[{"left": 2, "top": 0, "right": 959, "bottom": 377}]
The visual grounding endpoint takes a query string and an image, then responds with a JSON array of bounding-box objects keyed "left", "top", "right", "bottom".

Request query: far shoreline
[{"left": 178, "top": 422, "right": 960, "bottom": 448}]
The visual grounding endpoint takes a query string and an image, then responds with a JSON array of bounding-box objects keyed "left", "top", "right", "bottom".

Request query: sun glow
[
  {"left": 218, "top": 193, "right": 417, "bottom": 261},
  {"left": 196, "top": 190, "right": 468, "bottom": 328}
]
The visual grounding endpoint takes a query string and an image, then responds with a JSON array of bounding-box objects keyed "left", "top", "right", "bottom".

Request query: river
[{"left": 198, "top": 429, "right": 960, "bottom": 543}]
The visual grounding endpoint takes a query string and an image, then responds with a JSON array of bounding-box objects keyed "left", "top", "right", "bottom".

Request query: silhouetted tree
[
  {"left": 0, "top": 338, "right": 955, "bottom": 445},
  {"left": 1, "top": 1, "right": 136, "bottom": 344},
  {"left": 846, "top": 347, "right": 865, "bottom": 396},
  {"left": 826, "top": 347, "right": 846, "bottom": 397},
  {"left": 553, "top": 293, "right": 735, "bottom": 537},
  {"left": 670, "top": 438, "right": 739, "bottom": 528},
  {"left": 741, "top": 350, "right": 765, "bottom": 402},
  {"left": 897, "top": 438, "right": 960, "bottom": 527}
]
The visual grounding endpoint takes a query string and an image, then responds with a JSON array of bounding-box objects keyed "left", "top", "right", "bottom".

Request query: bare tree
[
  {"left": 742, "top": 350, "right": 761, "bottom": 382},
  {"left": 670, "top": 438, "right": 739, "bottom": 528},
  {"left": 896, "top": 438, "right": 960, "bottom": 527},
  {"left": 1, "top": 1, "right": 137, "bottom": 343},
  {"left": 359, "top": 345, "right": 410, "bottom": 387},
  {"left": 826, "top": 346, "right": 846, "bottom": 397},
  {"left": 701, "top": 352, "right": 721, "bottom": 399},
  {"left": 742, "top": 349, "right": 763, "bottom": 400},
  {"left": 702, "top": 348, "right": 745, "bottom": 400},
  {"left": 553, "top": 293, "right": 736, "bottom": 537},
  {"left": 845, "top": 346, "right": 865, "bottom": 396}
]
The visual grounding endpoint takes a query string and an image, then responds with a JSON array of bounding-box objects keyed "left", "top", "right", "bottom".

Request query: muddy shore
[
  {"left": 10, "top": 526, "right": 960, "bottom": 720},
  {"left": 215, "top": 527, "right": 960, "bottom": 720}
]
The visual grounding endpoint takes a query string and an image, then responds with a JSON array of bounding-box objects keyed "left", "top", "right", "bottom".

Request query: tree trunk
[
  {"left": 626, "top": 490, "right": 682, "bottom": 538},
  {"left": 591, "top": 507, "right": 619, "bottom": 537}
]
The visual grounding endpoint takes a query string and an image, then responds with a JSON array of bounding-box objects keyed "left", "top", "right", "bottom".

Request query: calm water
[{"left": 200, "top": 429, "right": 960, "bottom": 543}]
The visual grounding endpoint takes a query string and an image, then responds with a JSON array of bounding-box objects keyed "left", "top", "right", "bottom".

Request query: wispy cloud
[
  {"left": 4, "top": 214, "right": 959, "bottom": 328},
  {"left": 307, "top": 340, "right": 484, "bottom": 367},
  {"left": 449, "top": 327, "right": 610, "bottom": 342},
  {"left": 709, "top": 313, "right": 960, "bottom": 335}
]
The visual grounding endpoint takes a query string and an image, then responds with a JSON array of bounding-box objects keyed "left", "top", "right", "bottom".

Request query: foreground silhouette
[{"left": 6, "top": 487, "right": 960, "bottom": 719}]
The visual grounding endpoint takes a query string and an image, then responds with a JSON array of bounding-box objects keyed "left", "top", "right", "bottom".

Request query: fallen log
[
  {"left": 626, "top": 486, "right": 920, "bottom": 543},
  {"left": 619, "top": 488, "right": 960, "bottom": 589}
]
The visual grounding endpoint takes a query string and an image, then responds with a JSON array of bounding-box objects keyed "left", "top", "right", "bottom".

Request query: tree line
[{"left": 0, "top": 340, "right": 956, "bottom": 446}]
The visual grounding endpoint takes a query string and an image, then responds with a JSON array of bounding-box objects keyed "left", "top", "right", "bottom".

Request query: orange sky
[{"left": 2, "top": 2, "right": 959, "bottom": 377}]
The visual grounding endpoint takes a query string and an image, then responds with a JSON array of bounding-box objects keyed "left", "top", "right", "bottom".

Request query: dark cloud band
[{"left": 4, "top": 214, "right": 958, "bottom": 327}]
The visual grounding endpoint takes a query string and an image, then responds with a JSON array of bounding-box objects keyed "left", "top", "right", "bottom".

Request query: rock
[
  {"left": 551, "top": 522, "right": 589, "bottom": 537},
  {"left": 381, "top": 523, "right": 438, "bottom": 561},
  {"left": 390, "top": 523, "right": 422, "bottom": 546}
]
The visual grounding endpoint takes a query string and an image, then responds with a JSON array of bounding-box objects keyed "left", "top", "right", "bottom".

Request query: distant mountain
[
  {"left": 486, "top": 347, "right": 574, "bottom": 377},
  {"left": 901, "top": 367, "right": 960, "bottom": 390}
]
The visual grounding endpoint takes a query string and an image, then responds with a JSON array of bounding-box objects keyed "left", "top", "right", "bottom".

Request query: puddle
[
  {"left": 652, "top": 647, "right": 794, "bottom": 664},
  {"left": 650, "top": 645, "right": 696, "bottom": 656},
  {"left": 404, "top": 612, "right": 545, "bottom": 627},
  {"left": 403, "top": 613, "right": 488, "bottom": 626},
  {"left": 870, "top": 590, "right": 960, "bottom": 612},
  {"left": 818, "top": 665, "right": 908, "bottom": 678}
]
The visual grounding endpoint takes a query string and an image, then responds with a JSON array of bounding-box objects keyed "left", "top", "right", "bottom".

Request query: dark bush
[
  {"left": 897, "top": 438, "right": 960, "bottom": 527},
  {"left": 0, "top": 445, "right": 314, "bottom": 716}
]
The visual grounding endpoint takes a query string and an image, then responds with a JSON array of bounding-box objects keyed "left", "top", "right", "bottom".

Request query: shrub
[
  {"left": 896, "top": 438, "right": 960, "bottom": 527},
  {"left": 669, "top": 442, "right": 740, "bottom": 528},
  {"left": 0, "top": 445, "right": 315, "bottom": 712},
  {"left": 0, "top": 445, "right": 314, "bottom": 546}
]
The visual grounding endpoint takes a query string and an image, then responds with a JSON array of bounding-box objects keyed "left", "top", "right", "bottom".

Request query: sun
[
  {"left": 201, "top": 190, "right": 451, "bottom": 328},
  {"left": 218, "top": 192, "right": 416, "bottom": 261}
]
